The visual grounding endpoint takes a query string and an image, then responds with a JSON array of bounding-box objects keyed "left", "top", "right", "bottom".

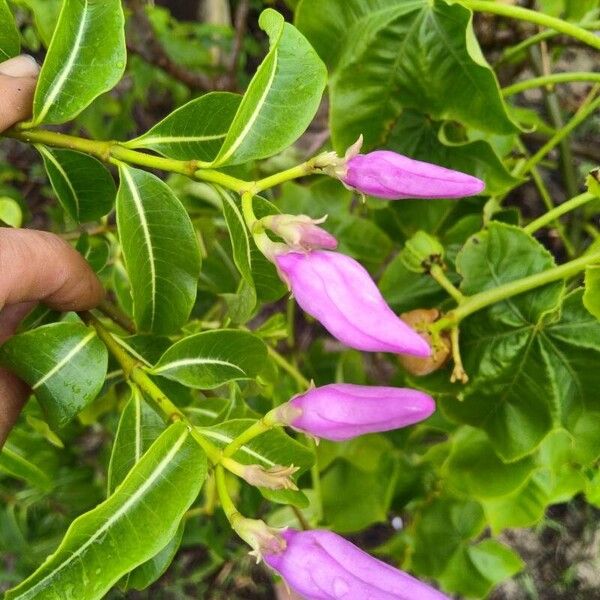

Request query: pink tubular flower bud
[
  {"left": 274, "top": 250, "right": 431, "bottom": 357},
  {"left": 262, "top": 214, "right": 338, "bottom": 252},
  {"left": 278, "top": 383, "right": 435, "bottom": 441},
  {"left": 342, "top": 150, "right": 485, "bottom": 200},
  {"left": 264, "top": 529, "right": 449, "bottom": 600}
]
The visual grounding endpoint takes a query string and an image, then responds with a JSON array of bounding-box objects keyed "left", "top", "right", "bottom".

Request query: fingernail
[{"left": 0, "top": 55, "right": 40, "bottom": 78}]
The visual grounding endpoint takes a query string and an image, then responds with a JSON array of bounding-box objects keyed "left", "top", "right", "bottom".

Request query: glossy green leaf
[
  {"left": 0, "top": 196, "right": 22, "bottom": 227},
  {"left": 0, "top": 322, "right": 108, "bottom": 430},
  {"left": 151, "top": 329, "right": 268, "bottom": 389},
  {"left": 584, "top": 265, "right": 600, "bottom": 320},
  {"left": 199, "top": 419, "right": 314, "bottom": 506},
  {"left": 212, "top": 9, "right": 327, "bottom": 166},
  {"left": 127, "top": 92, "right": 241, "bottom": 161},
  {"left": 116, "top": 165, "right": 201, "bottom": 334},
  {"left": 122, "top": 522, "right": 184, "bottom": 591},
  {"left": 32, "top": 0, "right": 126, "bottom": 125},
  {"left": 38, "top": 147, "right": 116, "bottom": 222},
  {"left": 441, "top": 223, "right": 565, "bottom": 460},
  {"left": 107, "top": 386, "right": 165, "bottom": 495},
  {"left": 0, "top": 0, "right": 19, "bottom": 60},
  {"left": 5, "top": 423, "right": 206, "bottom": 600},
  {"left": 297, "top": 0, "right": 517, "bottom": 152}
]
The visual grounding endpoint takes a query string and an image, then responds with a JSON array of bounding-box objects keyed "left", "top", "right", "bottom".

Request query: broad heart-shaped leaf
[
  {"left": 296, "top": 0, "right": 517, "bottom": 152},
  {"left": 150, "top": 329, "right": 268, "bottom": 389},
  {"left": 0, "top": 0, "right": 19, "bottom": 60},
  {"left": 107, "top": 386, "right": 165, "bottom": 495},
  {"left": 441, "top": 223, "right": 564, "bottom": 461},
  {"left": 584, "top": 265, "right": 600, "bottom": 320},
  {"left": 199, "top": 419, "right": 315, "bottom": 507},
  {"left": 211, "top": 9, "right": 327, "bottom": 166},
  {"left": 6, "top": 423, "right": 207, "bottom": 600},
  {"left": 116, "top": 165, "right": 201, "bottom": 334},
  {"left": 31, "top": 0, "right": 126, "bottom": 125},
  {"left": 37, "top": 146, "right": 116, "bottom": 222},
  {"left": 0, "top": 322, "right": 108, "bottom": 430},
  {"left": 126, "top": 92, "right": 241, "bottom": 161}
]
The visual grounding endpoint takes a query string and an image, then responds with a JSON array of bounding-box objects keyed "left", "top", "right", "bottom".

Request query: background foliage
[{"left": 1, "top": 0, "right": 600, "bottom": 598}]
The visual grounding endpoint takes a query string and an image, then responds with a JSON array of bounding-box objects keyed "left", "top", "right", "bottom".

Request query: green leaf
[
  {"left": 0, "top": 0, "right": 20, "bottom": 60},
  {"left": 199, "top": 419, "right": 314, "bottom": 507},
  {"left": 122, "top": 522, "right": 185, "bottom": 591},
  {"left": 0, "top": 322, "right": 108, "bottom": 430},
  {"left": 5, "top": 423, "right": 207, "bottom": 600},
  {"left": 0, "top": 445, "right": 52, "bottom": 490},
  {"left": 32, "top": 0, "right": 126, "bottom": 125},
  {"left": 107, "top": 387, "right": 165, "bottom": 495},
  {"left": 444, "top": 428, "right": 535, "bottom": 499},
  {"left": 584, "top": 265, "right": 600, "bottom": 320},
  {"left": 297, "top": 0, "right": 517, "bottom": 153},
  {"left": 212, "top": 9, "right": 327, "bottom": 166},
  {"left": 13, "top": 0, "right": 62, "bottom": 47},
  {"left": 150, "top": 329, "right": 268, "bottom": 389},
  {"left": 126, "top": 92, "right": 241, "bottom": 161},
  {"left": 441, "top": 223, "right": 564, "bottom": 461},
  {"left": 38, "top": 147, "right": 116, "bottom": 223},
  {"left": 116, "top": 165, "right": 201, "bottom": 334},
  {"left": 0, "top": 196, "right": 23, "bottom": 227}
]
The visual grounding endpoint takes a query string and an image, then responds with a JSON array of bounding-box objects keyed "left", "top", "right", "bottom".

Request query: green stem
[
  {"left": 308, "top": 437, "right": 323, "bottom": 523},
  {"left": 429, "top": 264, "right": 464, "bottom": 303},
  {"left": 457, "top": 0, "right": 600, "bottom": 51},
  {"left": 222, "top": 409, "right": 280, "bottom": 458},
  {"left": 502, "top": 72, "right": 600, "bottom": 97},
  {"left": 83, "top": 312, "right": 223, "bottom": 463},
  {"left": 267, "top": 346, "right": 311, "bottom": 390},
  {"left": 241, "top": 191, "right": 279, "bottom": 258},
  {"left": 516, "top": 87, "right": 600, "bottom": 177},
  {"left": 215, "top": 464, "right": 239, "bottom": 522},
  {"left": 193, "top": 169, "right": 249, "bottom": 193},
  {"left": 253, "top": 159, "right": 317, "bottom": 193},
  {"left": 524, "top": 192, "right": 596, "bottom": 235},
  {"left": 432, "top": 251, "right": 600, "bottom": 331}
]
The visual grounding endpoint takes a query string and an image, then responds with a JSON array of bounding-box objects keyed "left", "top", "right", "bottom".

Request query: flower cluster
[{"left": 244, "top": 142, "right": 482, "bottom": 599}]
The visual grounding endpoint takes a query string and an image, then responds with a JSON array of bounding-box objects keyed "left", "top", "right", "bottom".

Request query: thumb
[{"left": 0, "top": 55, "right": 40, "bottom": 132}]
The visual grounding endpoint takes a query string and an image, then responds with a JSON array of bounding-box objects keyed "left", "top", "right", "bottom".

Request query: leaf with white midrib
[
  {"left": 150, "top": 329, "right": 268, "bottom": 389},
  {"left": 116, "top": 165, "right": 201, "bottom": 334},
  {"left": 32, "top": 0, "right": 126, "bottom": 125},
  {"left": 6, "top": 423, "right": 207, "bottom": 600}
]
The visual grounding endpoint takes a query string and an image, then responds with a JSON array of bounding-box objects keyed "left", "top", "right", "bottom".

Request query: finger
[
  {"left": 0, "top": 302, "right": 36, "bottom": 343},
  {"left": 0, "top": 368, "right": 29, "bottom": 447},
  {"left": 0, "top": 229, "right": 104, "bottom": 311},
  {"left": 0, "top": 55, "right": 40, "bottom": 132}
]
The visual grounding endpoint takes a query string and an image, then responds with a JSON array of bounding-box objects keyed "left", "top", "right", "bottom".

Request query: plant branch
[
  {"left": 429, "top": 264, "right": 464, "bottom": 303},
  {"left": 516, "top": 86, "right": 600, "bottom": 177},
  {"left": 431, "top": 251, "right": 600, "bottom": 332},
  {"left": 502, "top": 72, "right": 600, "bottom": 97},
  {"left": 524, "top": 192, "right": 596, "bottom": 235},
  {"left": 456, "top": 0, "right": 600, "bottom": 51}
]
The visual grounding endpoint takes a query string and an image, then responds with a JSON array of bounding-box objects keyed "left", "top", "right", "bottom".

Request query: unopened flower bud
[
  {"left": 262, "top": 214, "right": 338, "bottom": 252},
  {"left": 274, "top": 250, "right": 431, "bottom": 357},
  {"left": 277, "top": 383, "right": 435, "bottom": 441},
  {"left": 400, "top": 231, "right": 445, "bottom": 273},
  {"left": 328, "top": 135, "right": 485, "bottom": 200},
  {"left": 264, "top": 529, "right": 449, "bottom": 600}
]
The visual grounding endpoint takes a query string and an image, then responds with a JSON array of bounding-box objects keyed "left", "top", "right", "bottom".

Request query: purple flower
[
  {"left": 262, "top": 214, "right": 338, "bottom": 252},
  {"left": 278, "top": 383, "right": 435, "bottom": 441},
  {"left": 274, "top": 250, "right": 431, "bottom": 357},
  {"left": 342, "top": 150, "right": 485, "bottom": 200},
  {"left": 264, "top": 529, "right": 449, "bottom": 600}
]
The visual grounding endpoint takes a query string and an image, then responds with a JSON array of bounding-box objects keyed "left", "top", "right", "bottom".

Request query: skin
[{"left": 0, "top": 56, "right": 104, "bottom": 446}]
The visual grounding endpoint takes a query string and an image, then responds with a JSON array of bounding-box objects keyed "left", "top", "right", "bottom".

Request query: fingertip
[{"left": 0, "top": 54, "right": 40, "bottom": 78}]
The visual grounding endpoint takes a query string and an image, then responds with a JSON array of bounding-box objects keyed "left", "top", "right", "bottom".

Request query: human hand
[{"left": 0, "top": 56, "right": 104, "bottom": 446}]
